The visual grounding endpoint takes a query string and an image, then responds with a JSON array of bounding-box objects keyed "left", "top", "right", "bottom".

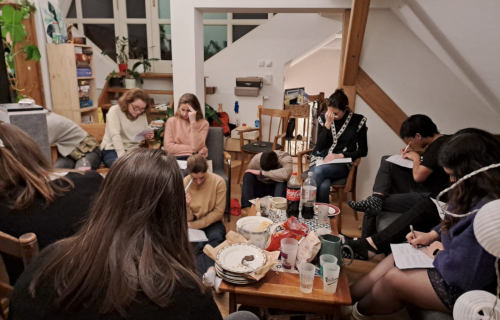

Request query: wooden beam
[
  {"left": 341, "top": 0, "right": 370, "bottom": 86},
  {"left": 356, "top": 68, "right": 408, "bottom": 135},
  {"left": 338, "top": 9, "right": 351, "bottom": 85},
  {"left": 343, "top": 85, "right": 356, "bottom": 111}
]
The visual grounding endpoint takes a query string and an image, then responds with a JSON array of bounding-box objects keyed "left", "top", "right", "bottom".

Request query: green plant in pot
[
  {"left": 102, "top": 36, "right": 128, "bottom": 73},
  {"left": 124, "top": 64, "right": 141, "bottom": 89},
  {"left": 106, "top": 70, "right": 123, "bottom": 88}
]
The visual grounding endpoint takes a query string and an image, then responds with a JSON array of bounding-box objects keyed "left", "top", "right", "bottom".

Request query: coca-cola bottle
[
  {"left": 286, "top": 172, "right": 301, "bottom": 218},
  {"left": 301, "top": 171, "right": 317, "bottom": 219}
]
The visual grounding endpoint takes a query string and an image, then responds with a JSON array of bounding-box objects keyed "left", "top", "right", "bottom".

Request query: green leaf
[
  {"left": 0, "top": 5, "right": 27, "bottom": 43},
  {"left": 24, "top": 45, "right": 40, "bottom": 61}
]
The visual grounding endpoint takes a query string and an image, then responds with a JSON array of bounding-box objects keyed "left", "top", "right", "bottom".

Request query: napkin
[{"left": 203, "top": 231, "right": 280, "bottom": 281}]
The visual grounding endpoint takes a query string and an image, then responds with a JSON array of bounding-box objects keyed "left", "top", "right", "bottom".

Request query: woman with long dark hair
[
  {"left": 349, "top": 129, "right": 500, "bottom": 319},
  {"left": 164, "top": 93, "right": 209, "bottom": 159},
  {"left": 0, "top": 122, "right": 102, "bottom": 284},
  {"left": 9, "top": 149, "right": 222, "bottom": 320}
]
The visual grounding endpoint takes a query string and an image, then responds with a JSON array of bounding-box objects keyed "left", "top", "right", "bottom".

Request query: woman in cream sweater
[
  {"left": 101, "top": 88, "right": 154, "bottom": 167},
  {"left": 164, "top": 93, "right": 209, "bottom": 159}
]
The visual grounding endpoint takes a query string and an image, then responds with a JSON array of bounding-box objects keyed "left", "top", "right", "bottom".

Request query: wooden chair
[
  {"left": 297, "top": 150, "right": 361, "bottom": 233},
  {"left": 237, "top": 107, "right": 291, "bottom": 183},
  {"left": 284, "top": 103, "right": 310, "bottom": 156},
  {"left": 0, "top": 231, "right": 39, "bottom": 319}
]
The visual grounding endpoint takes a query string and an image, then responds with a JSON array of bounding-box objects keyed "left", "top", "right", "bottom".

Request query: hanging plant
[{"left": 0, "top": 0, "right": 40, "bottom": 101}]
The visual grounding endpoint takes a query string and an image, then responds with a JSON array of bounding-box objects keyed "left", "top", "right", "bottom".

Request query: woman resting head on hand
[{"left": 164, "top": 93, "right": 209, "bottom": 159}]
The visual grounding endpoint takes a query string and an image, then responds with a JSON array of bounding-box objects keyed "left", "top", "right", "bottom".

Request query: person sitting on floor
[
  {"left": 0, "top": 122, "right": 102, "bottom": 284},
  {"left": 349, "top": 128, "right": 500, "bottom": 319},
  {"left": 46, "top": 111, "right": 102, "bottom": 169},
  {"left": 241, "top": 150, "right": 293, "bottom": 208},
  {"left": 308, "top": 88, "right": 368, "bottom": 203},
  {"left": 164, "top": 93, "right": 209, "bottom": 160},
  {"left": 349, "top": 114, "right": 451, "bottom": 239},
  {"left": 100, "top": 88, "right": 154, "bottom": 168},
  {"left": 184, "top": 154, "right": 226, "bottom": 275},
  {"left": 10, "top": 149, "right": 223, "bottom": 320}
]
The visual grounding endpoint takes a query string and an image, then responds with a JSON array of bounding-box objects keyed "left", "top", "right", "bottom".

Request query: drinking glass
[{"left": 299, "top": 262, "right": 316, "bottom": 293}]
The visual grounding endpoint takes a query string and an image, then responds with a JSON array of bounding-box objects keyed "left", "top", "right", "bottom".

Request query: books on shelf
[
  {"left": 80, "top": 99, "right": 93, "bottom": 108},
  {"left": 77, "top": 68, "right": 92, "bottom": 77}
]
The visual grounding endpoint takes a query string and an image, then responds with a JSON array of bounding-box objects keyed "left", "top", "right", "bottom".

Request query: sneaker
[{"left": 348, "top": 195, "right": 383, "bottom": 213}]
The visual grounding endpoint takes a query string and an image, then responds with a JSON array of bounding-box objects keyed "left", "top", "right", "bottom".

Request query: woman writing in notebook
[
  {"left": 349, "top": 129, "right": 500, "bottom": 319},
  {"left": 309, "top": 89, "right": 367, "bottom": 203},
  {"left": 164, "top": 93, "right": 209, "bottom": 160}
]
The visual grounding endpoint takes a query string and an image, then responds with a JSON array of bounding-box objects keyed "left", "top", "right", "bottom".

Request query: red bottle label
[{"left": 286, "top": 188, "right": 300, "bottom": 201}]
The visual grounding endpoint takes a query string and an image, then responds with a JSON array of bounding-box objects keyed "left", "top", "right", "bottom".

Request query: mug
[{"left": 319, "top": 234, "right": 353, "bottom": 266}]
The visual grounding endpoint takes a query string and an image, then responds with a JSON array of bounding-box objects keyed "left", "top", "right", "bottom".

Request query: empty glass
[
  {"left": 299, "top": 262, "right": 316, "bottom": 293},
  {"left": 280, "top": 238, "right": 299, "bottom": 270}
]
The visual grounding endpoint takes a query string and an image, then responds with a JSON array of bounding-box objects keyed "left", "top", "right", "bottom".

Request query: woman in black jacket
[{"left": 310, "top": 89, "right": 367, "bottom": 203}]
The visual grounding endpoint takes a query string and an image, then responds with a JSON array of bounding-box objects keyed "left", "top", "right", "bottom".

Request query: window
[{"left": 65, "top": 0, "right": 271, "bottom": 70}]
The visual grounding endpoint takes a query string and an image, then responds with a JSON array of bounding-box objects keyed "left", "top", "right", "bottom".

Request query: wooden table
[{"left": 219, "top": 269, "right": 351, "bottom": 316}]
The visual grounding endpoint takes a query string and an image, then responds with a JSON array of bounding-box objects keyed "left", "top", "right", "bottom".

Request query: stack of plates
[{"left": 215, "top": 243, "right": 267, "bottom": 285}]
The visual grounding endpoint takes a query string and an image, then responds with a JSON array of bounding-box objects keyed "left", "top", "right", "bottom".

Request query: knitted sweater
[
  {"left": 164, "top": 116, "right": 209, "bottom": 156},
  {"left": 247, "top": 151, "right": 293, "bottom": 182},
  {"left": 101, "top": 105, "right": 149, "bottom": 157},
  {"left": 184, "top": 173, "right": 226, "bottom": 230},
  {"left": 46, "top": 112, "right": 88, "bottom": 157}
]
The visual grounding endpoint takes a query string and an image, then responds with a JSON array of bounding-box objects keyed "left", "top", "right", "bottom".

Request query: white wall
[
  {"left": 284, "top": 48, "right": 340, "bottom": 97},
  {"left": 355, "top": 9, "right": 500, "bottom": 199},
  {"left": 205, "top": 13, "right": 342, "bottom": 126}
]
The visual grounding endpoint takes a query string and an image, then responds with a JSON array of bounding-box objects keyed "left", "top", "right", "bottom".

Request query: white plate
[
  {"left": 216, "top": 243, "right": 266, "bottom": 274},
  {"left": 314, "top": 203, "right": 340, "bottom": 217}
]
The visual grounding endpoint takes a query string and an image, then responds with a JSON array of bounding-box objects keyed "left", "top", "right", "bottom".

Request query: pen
[
  {"left": 185, "top": 178, "right": 193, "bottom": 192},
  {"left": 403, "top": 143, "right": 410, "bottom": 153},
  {"left": 410, "top": 225, "right": 416, "bottom": 239}
]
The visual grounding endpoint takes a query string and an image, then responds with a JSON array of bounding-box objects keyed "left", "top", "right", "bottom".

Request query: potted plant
[
  {"left": 106, "top": 71, "right": 123, "bottom": 87},
  {"left": 131, "top": 56, "right": 159, "bottom": 73},
  {"left": 102, "top": 36, "right": 129, "bottom": 73},
  {"left": 124, "top": 65, "right": 141, "bottom": 89}
]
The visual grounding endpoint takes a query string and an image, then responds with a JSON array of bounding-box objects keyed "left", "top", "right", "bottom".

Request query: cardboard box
[{"left": 235, "top": 86, "right": 260, "bottom": 97}]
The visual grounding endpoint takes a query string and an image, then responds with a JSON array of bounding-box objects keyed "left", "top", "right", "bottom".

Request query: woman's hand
[
  {"left": 324, "top": 153, "right": 344, "bottom": 162},
  {"left": 325, "top": 111, "right": 335, "bottom": 128},
  {"left": 402, "top": 150, "right": 420, "bottom": 162},
  {"left": 406, "top": 230, "right": 439, "bottom": 248},
  {"left": 144, "top": 131, "right": 155, "bottom": 140},
  {"left": 198, "top": 146, "right": 208, "bottom": 158},
  {"left": 186, "top": 192, "right": 192, "bottom": 207},
  {"left": 188, "top": 106, "right": 197, "bottom": 124},
  {"left": 423, "top": 241, "right": 444, "bottom": 259}
]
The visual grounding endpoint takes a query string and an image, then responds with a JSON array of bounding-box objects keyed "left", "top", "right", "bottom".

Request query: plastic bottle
[
  {"left": 234, "top": 101, "right": 241, "bottom": 126},
  {"left": 301, "top": 171, "right": 317, "bottom": 219},
  {"left": 78, "top": 156, "right": 91, "bottom": 171},
  {"left": 286, "top": 172, "right": 301, "bottom": 218}
]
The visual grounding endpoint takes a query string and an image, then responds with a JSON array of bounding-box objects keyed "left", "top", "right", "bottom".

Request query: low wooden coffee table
[{"left": 219, "top": 269, "right": 351, "bottom": 316}]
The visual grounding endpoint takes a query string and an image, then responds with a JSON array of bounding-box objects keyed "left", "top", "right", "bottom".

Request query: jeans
[
  {"left": 309, "top": 163, "right": 350, "bottom": 203},
  {"left": 240, "top": 173, "right": 287, "bottom": 208},
  {"left": 192, "top": 221, "right": 226, "bottom": 275},
  {"left": 102, "top": 149, "right": 118, "bottom": 168},
  {"left": 54, "top": 148, "right": 102, "bottom": 170}
]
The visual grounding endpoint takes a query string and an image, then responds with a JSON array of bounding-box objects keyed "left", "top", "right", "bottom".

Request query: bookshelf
[{"left": 46, "top": 43, "right": 98, "bottom": 123}]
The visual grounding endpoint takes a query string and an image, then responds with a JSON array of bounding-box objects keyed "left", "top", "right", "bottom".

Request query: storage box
[
  {"left": 234, "top": 86, "right": 260, "bottom": 97},
  {"left": 236, "top": 77, "right": 263, "bottom": 88}
]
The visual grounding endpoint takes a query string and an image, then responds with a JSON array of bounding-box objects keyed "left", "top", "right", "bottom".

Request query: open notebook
[
  {"left": 385, "top": 154, "right": 413, "bottom": 169},
  {"left": 390, "top": 243, "right": 434, "bottom": 269}
]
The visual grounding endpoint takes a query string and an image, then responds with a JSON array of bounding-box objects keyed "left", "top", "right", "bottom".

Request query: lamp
[
  {"left": 473, "top": 199, "right": 500, "bottom": 258},
  {"left": 453, "top": 291, "right": 500, "bottom": 320}
]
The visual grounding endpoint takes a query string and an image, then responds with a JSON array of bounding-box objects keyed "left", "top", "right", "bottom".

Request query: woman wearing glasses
[
  {"left": 101, "top": 88, "right": 154, "bottom": 168},
  {"left": 164, "top": 93, "right": 209, "bottom": 160}
]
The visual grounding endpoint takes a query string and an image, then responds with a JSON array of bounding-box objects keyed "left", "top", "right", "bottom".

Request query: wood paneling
[
  {"left": 13, "top": 12, "right": 45, "bottom": 106},
  {"left": 338, "top": 9, "right": 351, "bottom": 85},
  {"left": 341, "top": 0, "right": 370, "bottom": 86},
  {"left": 356, "top": 68, "right": 408, "bottom": 134}
]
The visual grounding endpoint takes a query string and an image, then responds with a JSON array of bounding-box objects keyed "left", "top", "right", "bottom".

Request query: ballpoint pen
[
  {"left": 403, "top": 143, "right": 410, "bottom": 153},
  {"left": 185, "top": 178, "right": 193, "bottom": 192}
]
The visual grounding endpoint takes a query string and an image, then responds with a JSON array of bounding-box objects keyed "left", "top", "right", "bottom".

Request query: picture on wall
[{"left": 40, "top": 0, "right": 67, "bottom": 43}]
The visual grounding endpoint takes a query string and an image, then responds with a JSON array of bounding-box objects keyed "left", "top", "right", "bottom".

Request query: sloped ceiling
[{"left": 392, "top": 0, "right": 500, "bottom": 114}]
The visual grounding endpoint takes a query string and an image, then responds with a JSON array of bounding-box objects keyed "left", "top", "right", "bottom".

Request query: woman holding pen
[
  {"left": 348, "top": 129, "right": 500, "bottom": 319},
  {"left": 308, "top": 89, "right": 367, "bottom": 203},
  {"left": 164, "top": 93, "right": 209, "bottom": 160}
]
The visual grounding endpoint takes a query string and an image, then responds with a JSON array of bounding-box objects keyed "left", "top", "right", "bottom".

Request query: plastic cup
[
  {"left": 319, "top": 254, "right": 337, "bottom": 277},
  {"left": 322, "top": 262, "right": 340, "bottom": 294},
  {"left": 317, "top": 205, "right": 330, "bottom": 224},
  {"left": 280, "top": 238, "right": 299, "bottom": 270},
  {"left": 299, "top": 262, "right": 316, "bottom": 293}
]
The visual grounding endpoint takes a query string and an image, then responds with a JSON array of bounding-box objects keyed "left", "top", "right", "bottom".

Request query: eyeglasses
[{"left": 130, "top": 103, "right": 146, "bottom": 114}]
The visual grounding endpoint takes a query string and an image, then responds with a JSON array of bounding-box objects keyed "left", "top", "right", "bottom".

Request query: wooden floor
[{"left": 214, "top": 165, "right": 379, "bottom": 317}]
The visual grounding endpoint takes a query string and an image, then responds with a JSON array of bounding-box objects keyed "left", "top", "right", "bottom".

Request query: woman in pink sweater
[{"left": 164, "top": 93, "right": 209, "bottom": 159}]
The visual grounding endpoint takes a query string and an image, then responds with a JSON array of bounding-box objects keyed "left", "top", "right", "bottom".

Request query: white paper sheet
[
  {"left": 133, "top": 128, "right": 154, "bottom": 141},
  {"left": 385, "top": 154, "right": 413, "bottom": 169},
  {"left": 316, "top": 157, "right": 352, "bottom": 166},
  {"left": 390, "top": 243, "right": 434, "bottom": 269},
  {"left": 188, "top": 228, "right": 208, "bottom": 242}
]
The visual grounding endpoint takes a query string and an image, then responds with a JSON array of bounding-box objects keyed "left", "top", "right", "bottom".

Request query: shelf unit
[{"left": 46, "top": 43, "right": 98, "bottom": 123}]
